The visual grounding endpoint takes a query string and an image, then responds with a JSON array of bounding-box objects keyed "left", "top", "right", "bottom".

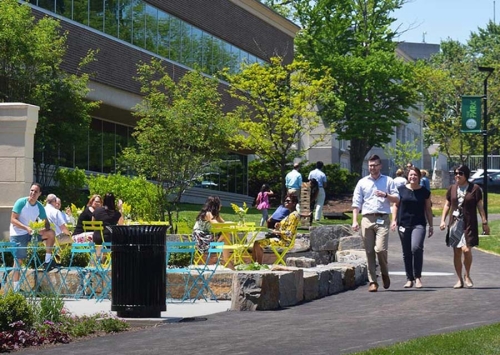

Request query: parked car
[
  {"left": 470, "top": 172, "right": 500, "bottom": 193},
  {"left": 469, "top": 169, "right": 500, "bottom": 182}
]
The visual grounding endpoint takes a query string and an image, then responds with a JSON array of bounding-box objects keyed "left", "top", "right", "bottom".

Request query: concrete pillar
[{"left": 0, "top": 103, "right": 40, "bottom": 240}]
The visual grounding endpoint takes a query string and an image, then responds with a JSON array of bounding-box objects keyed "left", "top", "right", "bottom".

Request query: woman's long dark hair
[
  {"left": 102, "top": 192, "right": 116, "bottom": 210},
  {"left": 196, "top": 196, "right": 221, "bottom": 220}
]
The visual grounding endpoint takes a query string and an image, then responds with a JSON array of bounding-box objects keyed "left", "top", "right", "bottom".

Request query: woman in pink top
[{"left": 255, "top": 184, "right": 274, "bottom": 227}]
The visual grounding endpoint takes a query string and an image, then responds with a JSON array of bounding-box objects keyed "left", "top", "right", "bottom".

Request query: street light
[{"left": 478, "top": 66, "right": 494, "bottom": 219}]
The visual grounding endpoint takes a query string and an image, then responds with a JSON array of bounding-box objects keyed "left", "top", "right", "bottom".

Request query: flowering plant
[
  {"left": 230, "top": 202, "right": 248, "bottom": 225},
  {"left": 29, "top": 220, "right": 47, "bottom": 235},
  {"left": 121, "top": 202, "right": 132, "bottom": 220},
  {"left": 70, "top": 203, "right": 83, "bottom": 217}
]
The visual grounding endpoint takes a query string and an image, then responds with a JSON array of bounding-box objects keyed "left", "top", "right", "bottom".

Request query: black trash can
[{"left": 110, "top": 225, "right": 167, "bottom": 318}]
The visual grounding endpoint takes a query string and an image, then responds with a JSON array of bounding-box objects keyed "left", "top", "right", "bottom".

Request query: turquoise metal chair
[
  {"left": 0, "top": 242, "right": 18, "bottom": 292},
  {"left": 186, "top": 242, "right": 224, "bottom": 302},
  {"left": 59, "top": 242, "right": 102, "bottom": 299},
  {"left": 166, "top": 241, "right": 196, "bottom": 302}
]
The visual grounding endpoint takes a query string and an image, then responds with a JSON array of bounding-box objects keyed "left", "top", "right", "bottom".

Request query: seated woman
[
  {"left": 71, "top": 194, "right": 102, "bottom": 243},
  {"left": 192, "top": 196, "right": 231, "bottom": 267},
  {"left": 92, "top": 192, "right": 124, "bottom": 244},
  {"left": 252, "top": 194, "right": 300, "bottom": 264}
]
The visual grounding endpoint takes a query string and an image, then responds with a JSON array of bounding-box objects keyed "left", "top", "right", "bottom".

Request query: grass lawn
[
  {"left": 173, "top": 203, "right": 349, "bottom": 228},
  {"left": 354, "top": 322, "right": 500, "bottom": 354}
]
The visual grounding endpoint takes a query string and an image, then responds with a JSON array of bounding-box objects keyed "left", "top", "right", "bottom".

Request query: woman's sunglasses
[{"left": 454, "top": 171, "right": 465, "bottom": 176}]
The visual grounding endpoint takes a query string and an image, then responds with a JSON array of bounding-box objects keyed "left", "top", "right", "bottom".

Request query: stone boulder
[
  {"left": 231, "top": 271, "right": 280, "bottom": 311},
  {"left": 309, "top": 225, "right": 352, "bottom": 253}
]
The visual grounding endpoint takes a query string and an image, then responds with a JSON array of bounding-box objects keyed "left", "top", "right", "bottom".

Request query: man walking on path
[
  {"left": 285, "top": 162, "right": 302, "bottom": 213},
  {"left": 308, "top": 161, "right": 327, "bottom": 221},
  {"left": 352, "top": 155, "right": 399, "bottom": 292},
  {"left": 9, "top": 183, "right": 56, "bottom": 291}
]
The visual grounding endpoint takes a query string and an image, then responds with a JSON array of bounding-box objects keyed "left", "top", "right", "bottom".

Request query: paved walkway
[{"left": 21, "top": 215, "right": 500, "bottom": 355}]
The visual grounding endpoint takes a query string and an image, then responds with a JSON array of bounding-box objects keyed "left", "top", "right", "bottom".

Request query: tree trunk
[{"left": 349, "top": 137, "right": 372, "bottom": 178}]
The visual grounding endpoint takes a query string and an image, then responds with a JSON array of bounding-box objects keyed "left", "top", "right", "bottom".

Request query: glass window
[
  {"left": 169, "top": 16, "right": 181, "bottom": 62},
  {"left": 102, "top": 120, "right": 116, "bottom": 173},
  {"left": 144, "top": 4, "right": 158, "bottom": 52},
  {"left": 34, "top": 0, "right": 55, "bottom": 12},
  {"left": 132, "top": 0, "right": 145, "bottom": 47},
  {"left": 55, "top": 0, "right": 70, "bottom": 16},
  {"left": 157, "top": 11, "right": 170, "bottom": 58},
  {"left": 118, "top": 0, "right": 132, "bottom": 43},
  {"left": 89, "top": 119, "right": 103, "bottom": 172},
  {"left": 72, "top": 0, "right": 89, "bottom": 25},
  {"left": 104, "top": 0, "right": 119, "bottom": 37},
  {"left": 89, "top": 0, "right": 104, "bottom": 31}
]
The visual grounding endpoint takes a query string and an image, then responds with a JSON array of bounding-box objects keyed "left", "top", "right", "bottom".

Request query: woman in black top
[
  {"left": 92, "top": 192, "right": 123, "bottom": 244},
  {"left": 71, "top": 194, "right": 102, "bottom": 243},
  {"left": 391, "top": 167, "right": 433, "bottom": 288}
]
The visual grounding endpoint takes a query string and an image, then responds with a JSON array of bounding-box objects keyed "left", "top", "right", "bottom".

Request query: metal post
[{"left": 478, "top": 66, "right": 494, "bottom": 220}]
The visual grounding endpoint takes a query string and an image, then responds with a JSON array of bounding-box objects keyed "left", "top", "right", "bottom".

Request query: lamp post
[{"left": 478, "top": 66, "right": 494, "bottom": 219}]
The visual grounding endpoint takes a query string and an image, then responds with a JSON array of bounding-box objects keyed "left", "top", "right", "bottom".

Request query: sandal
[
  {"left": 403, "top": 280, "right": 413, "bottom": 288},
  {"left": 453, "top": 280, "right": 464, "bottom": 289}
]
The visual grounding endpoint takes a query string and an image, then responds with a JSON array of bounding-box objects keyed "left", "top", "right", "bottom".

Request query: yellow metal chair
[
  {"left": 269, "top": 233, "right": 297, "bottom": 266},
  {"left": 82, "top": 220, "right": 104, "bottom": 241}
]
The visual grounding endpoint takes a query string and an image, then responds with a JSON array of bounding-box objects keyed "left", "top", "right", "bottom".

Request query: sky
[{"left": 391, "top": 0, "right": 495, "bottom": 44}]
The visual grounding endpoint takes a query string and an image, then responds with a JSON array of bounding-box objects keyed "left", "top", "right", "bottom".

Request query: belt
[{"left": 363, "top": 213, "right": 388, "bottom": 217}]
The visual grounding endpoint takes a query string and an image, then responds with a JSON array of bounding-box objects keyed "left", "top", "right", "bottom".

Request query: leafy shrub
[
  {"left": 235, "top": 262, "right": 270, "bottom": 271},
  {"left": 53, "top": 167, "right": 88, "bottom": 207},
  {"left": 98, "top": 316, "right": 129, "bottom": 333},
  {"left": 87, "top": 173, "right": 161, "bottom": 221},
  {"left": 34, "top": 294, "right": 65, "bottom": 324},
  {"left": 59, "top": 244, "right": 89, "bottom": 267},
  {"left": 167, "top": 251, "right": 192, "bottom": 267},
  {"left": 25, "top": 243, "right": 47, "bottom": 269},
  {"left": 0, "top": 292, "right": 34, "bottom": 331}
]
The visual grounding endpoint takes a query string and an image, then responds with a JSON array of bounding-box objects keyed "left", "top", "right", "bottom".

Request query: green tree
[
  {"left": 414, "top": 39, "right": 500, "bottom": 164},
  {"left": 293, "top": 0, "right": 419, "bottom": 176},
  {"left": 120, "top": 58, "right": 238, "bottom": 223},
  {"left": 0, "top": 0, "right": 98, "bottom": 186},
  {"left": 385, "top": 139, "right": 422, "bottom": 172},
  {"left": 224, "top": 57, "right": 340, "bottom": 202}
]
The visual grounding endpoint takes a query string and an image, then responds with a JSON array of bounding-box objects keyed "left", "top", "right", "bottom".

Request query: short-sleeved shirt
[
  {"left": 308, "top": 169, "right": 327, "bottom": 188},
  {"left": 270, "top": 205, "right": 290, "bottom": 221},
  {"left": 285, "top": 169, "right": 302, "bottom": 189},
  {"left": 397, "top": 185, "right": 430, "bottom": 227},
  {"left": 93, "top": 207, "right": 121, "bottom": 242},
  {"left": 10, "top": 197, "right": 46, "bottom": 236},
  {"left": 45, "top": 203, "right": 67, "bottom": 235}
]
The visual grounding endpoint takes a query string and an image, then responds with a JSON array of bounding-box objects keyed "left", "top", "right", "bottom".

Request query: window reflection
[{"left": 26, "top": 0, "right": 264, "bottom": 74}]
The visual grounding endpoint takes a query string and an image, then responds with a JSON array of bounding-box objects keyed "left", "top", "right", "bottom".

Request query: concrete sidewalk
[{"left": 63, "top": 298, "right": 231, "bottom": 322}]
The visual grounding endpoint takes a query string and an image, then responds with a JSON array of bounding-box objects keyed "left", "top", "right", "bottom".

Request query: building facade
[{"left": 25, "top": 0, "right": 299, "bottom": 198}]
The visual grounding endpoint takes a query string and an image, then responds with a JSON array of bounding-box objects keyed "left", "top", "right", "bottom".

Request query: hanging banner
[{"left": 461, "top": 96, "right": 482, "bottom": 133}]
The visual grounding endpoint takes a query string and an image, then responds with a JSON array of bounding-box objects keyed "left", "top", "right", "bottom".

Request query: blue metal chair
[
  {"left": 186, "top": 242, "right": 224, "bottom": 302},
  {"left": 59, "top": 242, "right": 101, "bottom": 299},
  {"left": 0, "top": 242, "right": 18, "bottom": 292},
  {"left": 95, "top": 241, "right": 112, "bottom": 302},
  {"left": 166, "top": 241, "right": 196, "bottom": 302}
]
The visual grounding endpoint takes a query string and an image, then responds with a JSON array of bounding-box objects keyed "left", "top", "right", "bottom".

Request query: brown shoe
[
  {"left": 382, "top": 274, "right": 391, "bottom": 289},
  {"left": 368, "top": 282, "right": 378, "bottom": 292}
]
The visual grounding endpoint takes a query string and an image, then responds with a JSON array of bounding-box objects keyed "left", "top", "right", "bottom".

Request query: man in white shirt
[
  {"left": 308, "top": 161, "right": 327, "bottom": 221},
  {"left": 352, "top": 155, "right": 399, "bottom": 292},
  {"left": 45, "top": 194, "right": 72, "bottom": 237}
]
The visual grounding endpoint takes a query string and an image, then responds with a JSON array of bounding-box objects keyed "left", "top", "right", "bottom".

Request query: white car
[{"left": 469, "top": 169, "right": 500, "bottom": 182}]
